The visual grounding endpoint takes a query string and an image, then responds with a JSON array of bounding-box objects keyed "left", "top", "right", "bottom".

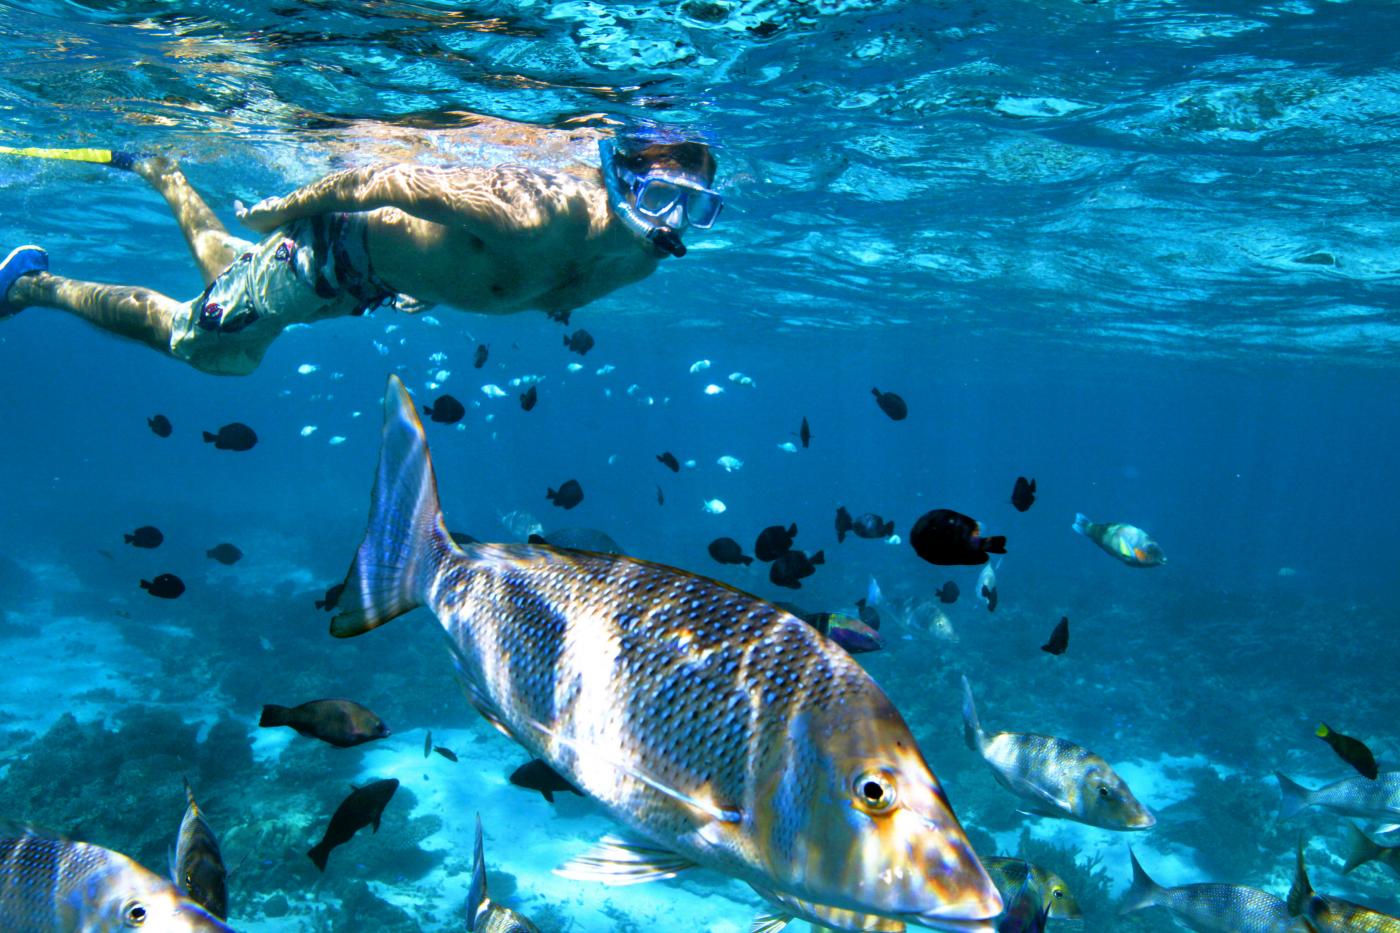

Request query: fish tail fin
[
  {"left": 1072, "top": 513, "right": 1090, "bottom": 536},
  {"left": 202, "top": 431, "right": 216, "bottom": 443},
  {"left": 258, "top": 705, "right": 291, "bottom": 727},
  {"left": 983, "top": 535, "right": 1007, "bottom": 554},
  {"left": 1341, "top": 822, "right": 1381, "bottom": 875},
  {"left": 788, "top": 523, "right": 797, "bottom": 537},
  {"left": 139, "top": 579, "right": 153, "bottom": 591},
  {"left": 421, "top": 404, "right": 432, "bottom": 416},
  {"left": 740, "top": 556, "right": 753, "bottom": 566},
  {"left": 468, "top": 814, "right": 490, "bottom": 931},
  {"left": 835, "top": 507, "right": 849, "bottom": 543},
  {"left": 960, "top": 675, "right": 986, "bottom": 753},
  {"left": 810, "top": 550, "right": 825, "bottom": 565},
  {"left": 1120, "top": 848, "right": 1164, "bottom": 915},
  {"left": 546, "top": 488, "right": 557, "bottom": 500},
  {"left": 1277, "top": 772, "right": 1311, "bottom": 821},
  {"left": 308, "top": 841, "right": 330, "bottom": 873},
  {"left": 330, "top": 375, "right": 456, "bottom": 639},
  {"left": 1287, "top": 839, "right": 1315, "bottom": 916},
  {"left": 123, "top": 534, "right": 134, "bottom": 543}
]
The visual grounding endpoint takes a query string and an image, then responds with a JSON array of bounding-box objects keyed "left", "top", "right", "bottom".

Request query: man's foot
[{"left": 0, "top": 245, "right": 48, "bottom": 318}]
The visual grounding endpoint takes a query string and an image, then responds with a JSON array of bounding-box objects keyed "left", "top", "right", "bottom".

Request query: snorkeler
[{"left": 0, "top": 128, "right": 721, "bottom": 376}]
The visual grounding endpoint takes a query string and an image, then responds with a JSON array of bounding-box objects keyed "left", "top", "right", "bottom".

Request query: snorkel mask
[{"left": 599, "top": 138, "right": 722, "bottom": 259}]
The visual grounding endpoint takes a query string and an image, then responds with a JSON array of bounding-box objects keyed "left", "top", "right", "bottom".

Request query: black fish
[
  {"left": 708, "top": 537, "right": 754, "bottom": 566},
  {"left": 423, "top": 731, "right": 432, "bottom": 758},
  {"left": 800, "top": 416, "right": 811, "bottom": 448},
  {"left": 527, "top": 533, "right": 548, "bottom": 544},
  {"left": 546, "top": 479, "right": 584, "bottom": 510},
  {"left": 259, "top": 699, "right": 391, "bottom": 748},
  {"left": 520, "top": 385, "right": 538, "bottom": 412},
  {"left": 982, "top": 584, "right": 999, "bottom": 613},
  {"left": 315, "top": 582, "right": 344, "bottom": 612},
  {"left": 140, "top": 573, "right": 184, "bottom": 599},
  {"left": 473, "top": 343, "right": 489, "bottom": 369},
  {"left": 656, "top": 485, "right": 664, "bottom": 506},
  {"left": 754, "top": 523, "right": 798, "bottom": 562},
  {"left": 871, "top": 387, "right": 908, "bottom": 421},
  {"left": 124, "top": 525, "right": 163, "bottom": 549},
  {"left": 433, "top": 746, "right": 459, "bottom": 762},
  {"left": 1041, "top": 617, "right": 1069, "bottom": 656},
  {"left": 837, "top": 508, "right": 894, "bottom": 542},
  {"left": 769, "top": 549, "right": 824, "bottom": 589},
  {"left": 1316, "top": 723, "right": 1378, "bottom": 780},
  {"left": 450, "top": 531, "right": 479, "bottom": 546},
  {"left": 206, "top": 543, "right": 242, "bottom": 565},
  {"left": 910, "top": 509, "right": 1007, "bottom": 566},
  {"left": 147, "top": 414, "right": 172, "bottom": 438},
  {"left": 936, "top": 581, "right": 960, "bottom": 604},
  {"left": 509, "top": 759, "right": 583, "bottom": 804},
  {"left": 1011, "top": 477, "right": 1037, "bottom": 512},
  {"left": 564, "top": 329, "right": 594, "bottom": 356},
  {"left": 308, "top": 778, "right": 399, "bottom": 872},
  {"left": 422, "top": 394, "right": 465, "bottom": 424},
  {"left": 202, "top": 422, "right": 257, "bottom": 451},
  {"left": 656, "top": 451, "right": 680, "bottom": 473}
]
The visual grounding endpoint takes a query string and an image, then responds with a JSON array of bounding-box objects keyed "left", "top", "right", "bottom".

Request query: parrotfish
[
  {"left": 172, "top": 778, "right": 228, "bottom": 921},
  {"left": 469, "top": 815, "right": 541, "bottom": 933},
  {"left": 979, "top": 857, "right": 1080, "bottom": 921},
  {"left": 1, "top": 826, "right": 231, "bottom": 932},
  {"left": 960, "top": 676, "right": 1154, "bottom": 830},
  {"left": 1071, "top": 513, "right": 1165, "bottom": 567},
  {"left": 1276, "top": 772, "right": 1400, "bottom": 825},
  {"left": 1121, "top": 848, "right": 1295, "bottom": 932},
  {"left": 329, "top": 376, "right": 1002, "bottom": 932}
]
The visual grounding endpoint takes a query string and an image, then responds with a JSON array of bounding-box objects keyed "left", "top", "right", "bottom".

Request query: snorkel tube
[{"left": 598, "top": 139, "right": 686, "bottom": 258}]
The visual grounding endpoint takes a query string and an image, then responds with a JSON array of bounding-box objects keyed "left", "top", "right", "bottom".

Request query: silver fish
[
  {"left": 1, "top": 825, "right": 231, "bottom": 932},
  {"left": 1277, "top": 772, "right": 1400, "bottom": 825},
  {"left": 331, "top": 376, "right": 1002, "bottom": 933},
  {"left": 469, "top": 815, "right": 540, "bottom": 933},
  {"left": 1071, "top": 513, "right": 1165, "bottom": 567},
  {"left": 1341, "top": 822, "right": 1400, "bottom": 878},
  {"left": 960, "top": 676, "right": 1154, "bottom": 830},
  {"left": 1289, "top": 840, "right": 1400, "bottom": 932},
  {"left": 173, "top": 778, "right": 228, "bottom": 920},
  {"left": 1121, "top": 848, "right": 1296, "bottom": 932}
]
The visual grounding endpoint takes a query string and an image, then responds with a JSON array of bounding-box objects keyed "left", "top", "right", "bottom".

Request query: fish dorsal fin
[
  {"left": 468, "top": 815, "right": 490, "bottom": 931},
  {"left": 750, "top": 913, "right": 793, "bottom": 933},
  {"left": 554, "top": 835, "right": 698, "bottom": 886},
  {"left": 523, "top": 715, "right": 742, "bottom": 824}
]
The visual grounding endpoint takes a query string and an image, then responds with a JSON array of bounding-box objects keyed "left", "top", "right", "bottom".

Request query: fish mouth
[{"left": 1128, "top": 810, "right": 1157, "bottom": 830}]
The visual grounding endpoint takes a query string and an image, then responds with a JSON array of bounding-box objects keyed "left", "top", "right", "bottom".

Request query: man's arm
[{"left": 236, "top": 163, "right": 563, "bottom": 236}]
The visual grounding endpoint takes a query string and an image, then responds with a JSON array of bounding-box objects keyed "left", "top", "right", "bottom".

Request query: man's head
[{"left": 600, "top": 135, "right": 722, "bottom": 257}]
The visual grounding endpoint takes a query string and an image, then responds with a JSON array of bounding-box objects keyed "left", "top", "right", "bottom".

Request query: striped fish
[
  {"left": 1, "top": 825, "right": 232, "bottom": 932},
  {"left": 331, "top": 376, "right": 1002, "bottom": 932},
  {"left": 960, "top": 676, "right": 1154, "bottom": 830},
  {"left": 469, "top": 815, "right": 540, "bottom": 933},
  {"left": 172, "top": 778, "right": 227, "bottom": 921},
  {"left": 1277, "top": 772, "right": 1400, "bottom": 825}
]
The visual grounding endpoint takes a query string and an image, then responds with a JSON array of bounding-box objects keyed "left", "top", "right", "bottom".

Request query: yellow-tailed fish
[
  {"left": 1, "top": 825, "right": 232, "bottom": 932},
  {"left": 469, "top": 815, "right": 540, "bottom": 933},
  {"left": 172, "top": 778, "right": 228, "bottom": 920},
  {"left": 979, "top": 857, "right": 1080, "bottom": 920},
  {"left": 330, "top": 376, "right": 1002, "bottom": 932},
  {"left": 1289, "top": 840, "right": 1400, "bottom": 932},
  {"left": 961, "top": 676, "right": 1154, "bottom": 831}
]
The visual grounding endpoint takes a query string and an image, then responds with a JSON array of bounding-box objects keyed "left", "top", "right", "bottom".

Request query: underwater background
[{"left": 2, "top": 0, "right": 1399, "bottom": 930}]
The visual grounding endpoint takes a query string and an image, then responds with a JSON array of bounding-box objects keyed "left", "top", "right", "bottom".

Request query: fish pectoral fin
[
  {"left": 553, "top": 834, "right": 698, "bottom": 886},
  {"left": 755, "top": 889, "right": 906, "bottom": 932},
  {"left": 750, "top": 913, "right": 794, "bottom": 933},
  {"left": 522, "top": 715, "right": 743, "bottom": 824}
]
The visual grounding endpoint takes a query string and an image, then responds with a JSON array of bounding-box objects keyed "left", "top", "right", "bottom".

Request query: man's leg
[
  {"left": 131, "top": 156, "right": 246, "bottom": 285},
  {"left": 7, "top": 270, "right": 182, "bottom": 353}
]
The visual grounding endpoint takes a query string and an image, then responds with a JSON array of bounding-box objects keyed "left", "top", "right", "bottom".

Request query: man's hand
[{"left": 234, "top": 197, "right": 287, "bottom": 234}]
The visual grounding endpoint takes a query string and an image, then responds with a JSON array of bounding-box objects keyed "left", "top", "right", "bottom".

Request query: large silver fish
[
  {"left": 469, "top": 815, "right": 540, "bottom": 933},
  {"left": 331, "top": 376, "right": 1002, "bottom": 933},
  {"left": 1, "top": 825, "right": 232, "bottom": 932},
  {"left": 1121, "top": 848, "right": 1296, "bottom": 932},
  {"left": 960, "top": 676, "right": 1154, "bottom": 830},
  {"left": 1277, "top": 772, "right": 1400, "bottom": 825},
  {"left": 1289, "top": 840, "right": 1400, "bottom": 932},
  {"left": 172, "top": 778, "right": 227, "bottom": 921}
]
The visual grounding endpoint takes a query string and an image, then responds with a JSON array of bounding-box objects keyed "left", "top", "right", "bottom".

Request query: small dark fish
[
  {"left": 871, "top": 387, "right": 908, "bottom": 421},
  {"left": 520, "top": 384, "right": 538, "bottom": 412},
  {"left": 769, "top": 549, "right": 824, "bottom": 589},
  {"left": 546, "top": 307, "right": 571, "bottom": 326},
  {"left": 656, "top": 451, "right": 680, "bottom": 473},
  {"left": 656, "top": 484, "right": 664, "bottom": 506},
  {"left": 259, "top": 698, "right": 391, "bottom": 748},
  {"left": 205, "top": 543, "right": 242, "bottom": 565},
  {"left": 473, "top": 343, "right": 489, "bottom": 369},
  {"left": 423, "top": 394, "right": 465, "bottom": 424},
  {"left": 1011, "top": 477, "right": 1037, "bottom": 512},
  {"left": 140, "top": 573, "right": 185, "bottom": 599},
  {"left": 546, "top": 479, "right": 584, "bottom": 510},
  {"left": 708, "top": 537, "right": 754, "bottom": 566},
  {"left": 564, "top": 329, "right": 594, "bottom": 355},
  {"left": 509, "top": 759, "right": 583, "bottom": 803},
  {"left": 97, "top": 548, "right": 115, "bottom": 561},
  {"left": 910, "top": 508, "right": 1007, "bottom": 566},
  {"left": 315, "top": 582, "right": 344, "bottom": 612},
  {"left": 936, "top": 581, "right": 960, "bottom": 604},
  {"left": 799, "top": 416, "right": 811, "bottom": 448},
  {"left": 1317, "top": 723, "right": 1379, "bottom": 780},
  {"left": 124, "top": 525, "right": 163, "bottom": 549},
  {"left": 147, "top": 414, "right": 173, "bottom": 438},
  {"left": 424, "top": 731, "right": 433, "bottom": 758},
  {"left": 307, "top": 778, "right": 399, "bottom": 872},
  {"left": 528, "top": 533, "right": 548, "bottom": 544},
  {"left": 201, "top": 422, "right": 257, "bottom": 451},
  {"left": 1042, "top": 617, "right": 1069, "bottom": 656},
  {"left": 450, "top": 531, "right": 479, "bottom": 546},
  {"left": 433, "top": 745, "right": 459, "bottom": 762},
  {"left": 174, "top": 777, "right": 228, "bottom": 920},
  {"left": 754, "top": 522, "right": 798, "bottom": 562}
]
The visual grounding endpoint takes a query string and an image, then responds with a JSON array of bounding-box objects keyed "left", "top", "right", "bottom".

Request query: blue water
[{"left": 2, "top": 1, "right": 1398, "bottom": 930}]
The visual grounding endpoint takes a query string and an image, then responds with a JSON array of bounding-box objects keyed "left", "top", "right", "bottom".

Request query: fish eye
[
  {"left": 1052, "top": 888, "right": 1065, "bottom": 899},
  {"left": 123, "top": 900, "right": 148, "bottom": 927},
  {"left": 852, "top": 768, "right": 897, "bottom": 813},
  {"left": 1097, "top": 784, "right": 1111, "bottom": 798}
]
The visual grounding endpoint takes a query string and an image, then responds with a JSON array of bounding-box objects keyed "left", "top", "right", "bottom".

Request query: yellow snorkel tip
[{"left": 0, "top": 145, "right": 139, "bottom": 170}]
